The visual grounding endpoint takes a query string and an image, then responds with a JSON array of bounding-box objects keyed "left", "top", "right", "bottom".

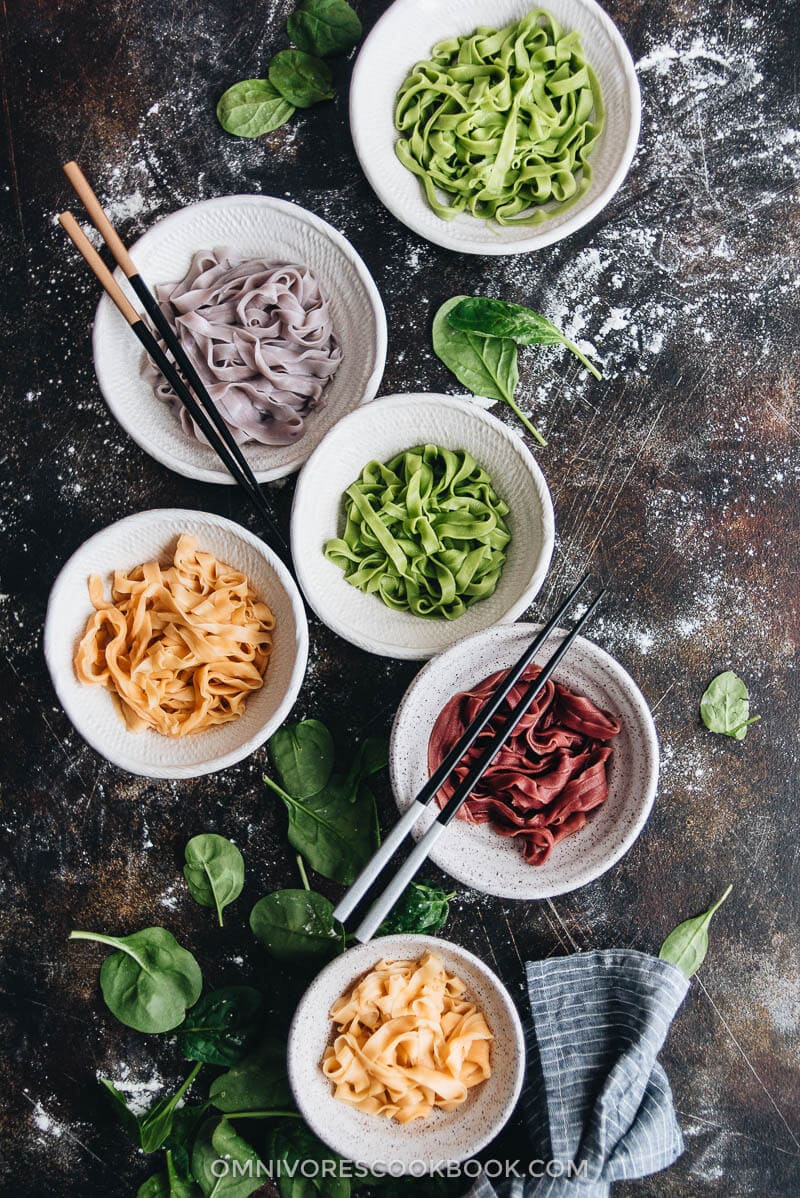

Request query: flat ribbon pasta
[
  {"left": 394, "top": 9, "right": 604, "bottom": 225},
  {"left": 324, "top": 445, "right": 511, "bottom": 620},
  {"left": 322, "top": 951, "right": 493, "bottom": 1122},
  {"left": 74, "top": 533, "right": 275, "bottom": 737}
]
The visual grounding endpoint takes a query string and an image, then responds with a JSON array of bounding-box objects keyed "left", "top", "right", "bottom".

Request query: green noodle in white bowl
[{"left": 350, "top": 0, "right": 641, "bottom": 254}]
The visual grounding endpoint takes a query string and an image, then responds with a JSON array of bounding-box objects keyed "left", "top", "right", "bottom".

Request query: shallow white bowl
[
  {"left": 43, "top": 509, "right": 308, "bottom": 778},
  {"left": 290, "top": 394, "right": 555, "bottom": 660},
  {"left": 287, "top": 934, "right": 525, "bottom": 1171},
  {"left": 350, "top": 0, "right": 641, "bottom": 254},
  {"left": 391, "top": 621, "right": 659, "bottom": 897},
  {"left": 92, "top": 195, "right": 387, "bottom": 482}
]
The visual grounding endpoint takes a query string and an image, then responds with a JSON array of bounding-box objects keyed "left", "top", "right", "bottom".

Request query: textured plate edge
[
  {"left": 42, "top": 508, "right": 309, "bottom": 779},
  {"left": 286, "top": 934, "right": 526, "bottom": 1170},
  {"left": 388, "top": 621, "right": 660, "bottom": 897},
  {"left": 91, "top": 195, "right": 388, "bottom": 483},
  {"left": 289, "top": 394, "right": 556, "bottom": 660},
  {"left": 349, "top": 0, "right": 642, "bottom": 255}
]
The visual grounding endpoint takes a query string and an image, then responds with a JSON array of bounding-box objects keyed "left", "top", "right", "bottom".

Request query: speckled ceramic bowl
[
  {"left": 287, "top": 935, "right": 525, "bottom": 1172},
  {"left": 350, "top": 0, "right": 640, "bottom": 254},
  {"left": 92, "top": 195, "right": 387, "bottom": 483},
  {"left": 290, "top": 394, "right": 555, "bottom": 660},
  {"left": 43, "top": 509, "right": 308, "bottom": 779},
  {"left": 390, "top": 622, "right": 659, "bottom": 898}
]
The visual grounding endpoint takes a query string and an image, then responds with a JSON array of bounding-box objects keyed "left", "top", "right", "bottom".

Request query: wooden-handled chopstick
[
  {"left": 341, "top": 585, "right": 605, "bottom": 943},
  {"left": 61, "top": 164, "right": 289, "bottom": 559},
  {"left": 332, "top": 573, "right": 592, "bottom": 927},
  {"left": 58, "top": 211, "right": 289, "bottom": 555}
]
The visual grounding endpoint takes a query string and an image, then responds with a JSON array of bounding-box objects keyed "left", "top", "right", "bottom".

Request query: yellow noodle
[
  {"left": 322, "top": 951, "right": 492, "bottom": 1122},
  {"left": 74, "top": 533, "right": 274, "bottom": 737}
]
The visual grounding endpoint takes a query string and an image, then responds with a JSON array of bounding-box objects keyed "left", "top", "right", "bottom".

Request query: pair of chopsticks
[
  {"left": 333, "top": 574, "right": 604, "bottom": 942},
  {"left": 58, "top": 163, "right": 289, "bottom": 559}
]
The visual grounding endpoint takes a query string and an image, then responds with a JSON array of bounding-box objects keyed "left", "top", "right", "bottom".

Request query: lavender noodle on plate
[{"left": 143, "top": 248, "right": 342, "bottom": 447}]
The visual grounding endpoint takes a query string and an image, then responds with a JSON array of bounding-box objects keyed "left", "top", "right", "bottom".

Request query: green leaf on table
[
  {"left": 250, "top": 890, "right": 344, "bottom": 964},
  {"left": 69, "top": 927, "right": 202, "bottom": 1033},
  {"left": 264, "top": 721, "right": 385, "bottom": 884},
  {"left": 269, "top": 50, "right": 335, "bottom": 108},
  {"left": 268, "top": 719, "right": 335, "bottom": 799},
  {"left": 193, "top": 1118, "right": 265, "bottom": 1198},
  {"left": 217, "top": 79, "right": 295, "bottom": 138},
  {"left": 659, "top": 885, "right": 732, "bottom": 977},
  {"left": 377, "top": 882, "right": 455, "bottom": 936},
  {"left": 102, "top": 1065, "right": 204, "bottom": 1154},
  {"left": 700, "top": 670, "right": 761, "bottom": 740},
  {"left": 432, "top": 297, "right": 545, "bottom": 446},
  {"left": 183, "top": 834, "right": 245, "bottom": 927},
  {"left": 137, "top": 1152, "right": 201, "bottom": 1198},
  {"left": 177, "top": 986, "right": 263, "bottom": 1067},
  {"left": 287, "top": 0, "right": 362, "bottom": 58},
  {"left": 448, "top": 296, "right": 603, "bottom": 380},
  {"left": 210, "top": 1039, "right": 292, "bottom": 1113},
  {"left": 271, "top": 1121, "right": 350, "bottom": 1198}
]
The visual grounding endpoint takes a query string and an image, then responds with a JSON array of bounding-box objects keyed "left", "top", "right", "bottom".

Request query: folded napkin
[{"left": 466, "top": 949, "right": 690, "bottom": 1198}]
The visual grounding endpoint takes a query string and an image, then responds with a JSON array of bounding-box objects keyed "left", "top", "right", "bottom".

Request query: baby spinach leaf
[
  {"left": 268, "top": 719, "right": 335, "bottom": 798},
  {"left": 269, "top": 50, "right": 334, "bottom": 108},
  {"left": 287, "top": 0, "right": 362, "bottom": 58},
  {"left": 264, "top": 722, "right": 385, "bottom": 883},
  {"left": 210, "top": 1039, "right": 292, "bottom": 1113},
  {"left": 271, "top": 1121, "right": 350, "bottom": 1198},
  {"left": 192, "top": 1118, "right": 264, "bottom": 1198},
  {"left": 448, "top": 296, "right": 603, "bottom": 381},
  {"left": 99, "top": 1077, "right": 140, "bottom": 1141},
  {"left": 271, "top": 777, "right": 380, "bottom": 883},
  {"left": 432, "top": 297, "right": 545, "bottom": 446},
  {"left": 700, "top": 671, "right": 761, "bottom": 740},
  {"left": 69, "top": 927, "right": 203, "bottom": 1033},
  {"left": 250, "top": 889, "right": 344, "bottom": 964},
  {"left": 103, "top": 1065, "right": 203, "bottom": 1154},
  {"left": 184, "top": 835, "right": 245, "bottom": 927},
  {"left": 659, "top": 885, "right": 732, "bottom": 977},
  {"left": 216, "top": 79, "right": 295, "bottom": 138},
  {"left": 377, "top": 882, "right": 455, "bottom": 936},
  {"left": 166, "top": 1104, "right": 210, "bottom": 1182},
  {"left": 137, "top": 1156, "right": 201, "bottom": 1198},
  {"left": 177, "top": 986, "right": 263, "bottom": 1067}
]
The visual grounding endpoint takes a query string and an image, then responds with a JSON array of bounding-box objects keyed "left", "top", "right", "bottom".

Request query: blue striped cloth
[{"left": 466, "top": 950, "right": 689, "bottom": 1198}]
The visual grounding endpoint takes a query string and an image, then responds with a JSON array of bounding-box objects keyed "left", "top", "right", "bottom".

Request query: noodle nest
[
  {"left": 74, "top": 533, "right": 275, "bottom": 737},
  {"left": 322, "top": 951, "right": 493, "bottom": 1122}
]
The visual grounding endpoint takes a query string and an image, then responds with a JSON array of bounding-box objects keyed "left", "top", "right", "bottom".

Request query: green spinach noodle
[
  {"left": 324, "top": 445, "right": 511, "bottom": 620},
  {"left": 394, "top": 8, "right": 604, "bottom": 225}
]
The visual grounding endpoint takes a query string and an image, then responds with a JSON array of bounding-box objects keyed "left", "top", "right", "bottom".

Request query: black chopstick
[
  {"left": 347, "top": 587, "right": 605, "bottom": 942},
  {"left": 61, "top": 164, "right": 289, "bottom": 559},
  {"left": 332, "top": 572, "right": 592, "bottom": 925}
]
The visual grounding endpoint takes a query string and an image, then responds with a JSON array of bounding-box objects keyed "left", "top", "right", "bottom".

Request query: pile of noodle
[
  {"left": 74, "top": 534, "right": 274, "bottom": 737},
  {"left": 143, "top": 249, "right": 342, "bottom": 447},
  {"left": 323, "top": 951, "right": 493, "bottom": 1123}
]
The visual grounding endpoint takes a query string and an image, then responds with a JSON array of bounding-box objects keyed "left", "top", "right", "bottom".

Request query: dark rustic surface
[{"left": 1, "top": 0, "right": 799, "bottom": 1194}]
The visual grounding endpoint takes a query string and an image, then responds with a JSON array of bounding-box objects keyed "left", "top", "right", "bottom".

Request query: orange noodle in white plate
[
  {"left": 322, "top": 951, "right": 493, "bottom": 1123},
  {"left": 73, "top": 533, "right": 274, "bottom": 737}
]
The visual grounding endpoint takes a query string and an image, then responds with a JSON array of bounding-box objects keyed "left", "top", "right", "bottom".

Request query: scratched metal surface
[{"left": 1, "top": 0, "right": 799, "bottom": 1194}]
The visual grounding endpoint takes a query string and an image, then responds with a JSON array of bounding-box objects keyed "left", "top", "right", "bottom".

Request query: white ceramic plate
[
  {"left": 290, "top": 394, "right": 555, "bottom": 660},
  {"left": 43, "top": 509, "right": 308, "bottom": 778},
  {"left": 287, "top": 935, "right": 525, "bottom": 1171},
  {"left": 391, "top": 622, "right": 659, "bottom": 897},
  {"left": 92, "top": 195, "right": 387, "bottom": 482},
  {"left": 350, "top": 0, "right": 641, "bottom": 254}
]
